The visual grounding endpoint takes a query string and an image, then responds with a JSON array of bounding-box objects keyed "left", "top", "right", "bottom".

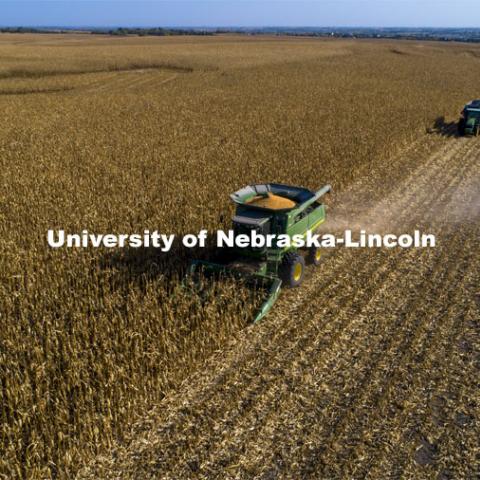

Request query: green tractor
[
  {"left": 458, "top": 100, "right": 480, "bottom": 136},
  {"left": 187, "top": 183, "right": 331, "bottom": 322}
]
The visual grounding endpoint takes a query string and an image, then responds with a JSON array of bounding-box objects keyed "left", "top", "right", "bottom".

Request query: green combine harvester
[
  {"left": 459, "top": 100, "right": 480, "bottom": 136},
  {"left": 187, "top": 183, "right": 331, "bottom": 322}
]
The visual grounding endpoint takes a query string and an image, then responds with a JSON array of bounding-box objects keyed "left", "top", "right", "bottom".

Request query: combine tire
[
  {"left": 306, "top": 246, "right": 322, "bottom": 266},
  {"left": 458, "top": 119, "right": 466, "bottom": 136},
  {"left": 280, "top": 252, "right": 305, "bottom": 288}
]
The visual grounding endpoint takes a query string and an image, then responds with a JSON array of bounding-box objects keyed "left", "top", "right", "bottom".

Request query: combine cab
[
  {"left": 459, "top": 100, "right": 480, "bottom": 136},
  {"left": 187, "top": 183, "right": 331, "bottom": 322}
]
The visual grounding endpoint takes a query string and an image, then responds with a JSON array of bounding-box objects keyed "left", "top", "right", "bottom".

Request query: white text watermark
[{"left": 47, "top": 229, "right": 436, "bottom": 251}]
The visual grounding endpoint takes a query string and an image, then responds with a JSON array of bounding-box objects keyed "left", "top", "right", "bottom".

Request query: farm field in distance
[{"left": 0, "top": 34, "right": 479, "bottom": 479}]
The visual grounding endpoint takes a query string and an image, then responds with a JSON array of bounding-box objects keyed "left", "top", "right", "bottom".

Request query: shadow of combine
[
  {"left": 427, "top": 116, "right": 459, "bottom": 138},
  {"left": 97, "top": 232, "right": 262, "bottom": 323},
  {"left": 99, "top": 231, "right": 223, "bottom": 292}
]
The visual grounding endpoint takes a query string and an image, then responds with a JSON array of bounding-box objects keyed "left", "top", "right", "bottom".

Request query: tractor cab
[
  {"left": 232, "top": 210, "right": 271, "bottom": 254},
  {"left": 459, "top": 100, "right": 480, "bottom": 136}
]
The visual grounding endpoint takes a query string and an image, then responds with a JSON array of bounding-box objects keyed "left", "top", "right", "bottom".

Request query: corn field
[{"left": 0, "top": 34, "right": 479, "bottom": 479}]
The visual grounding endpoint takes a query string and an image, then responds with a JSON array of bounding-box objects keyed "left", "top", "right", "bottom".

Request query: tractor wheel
[
  {"left": 306, "top": 246, "right": 322, "bottom": 266},
  {"left": 280, "top": 252, "right": 305, "bottom": 288}
]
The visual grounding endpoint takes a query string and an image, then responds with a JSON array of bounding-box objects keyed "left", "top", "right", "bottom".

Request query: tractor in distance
[
  {"left": 187, "top": 183, "right": 331, "bottom": 322},
  {"left": 458, "top": 100, "right": 480, "bottom": 136}
]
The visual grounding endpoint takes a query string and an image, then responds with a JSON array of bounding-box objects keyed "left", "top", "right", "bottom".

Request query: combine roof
[{"left": 466, "top": 100, "right": 480, "bottom": 110}]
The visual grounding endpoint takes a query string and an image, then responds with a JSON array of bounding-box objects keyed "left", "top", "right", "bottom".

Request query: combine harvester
[
  {"left": 187, "top": 183, "right": 331, "bottom": 322},
  {"left": 459, "top": 100, "right": 480, "bottom": 136}
]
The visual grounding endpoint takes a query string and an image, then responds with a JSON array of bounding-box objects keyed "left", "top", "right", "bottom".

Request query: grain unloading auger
[{"left": 186, "top": 183, "right": 331, "bottom": 322}]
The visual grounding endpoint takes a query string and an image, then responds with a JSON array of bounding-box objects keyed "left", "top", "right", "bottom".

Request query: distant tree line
[
  {"left": 281, "top": 32, "right": 480, "bottom": 43},
  {"left": 94, "top": 27, "right": 214, "bottom": 36},
  {"left": 0, "top": 27, "right": 69, "bottom": 34},
  {"left": 1, "top": 26, "right": 479, "bottom": 43},
  {"left": 0, "top": 26, "right": 214, "bottom": 36}
]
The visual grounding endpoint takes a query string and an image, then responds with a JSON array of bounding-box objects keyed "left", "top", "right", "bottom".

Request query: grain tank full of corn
[{"left": 187, "top": 183, "right": 331, "bottom": 322}]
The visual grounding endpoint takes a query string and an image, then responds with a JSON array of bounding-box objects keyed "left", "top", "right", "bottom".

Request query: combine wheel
[
  {"left": 280, "top": 252, "right": 305, "bottom": 288},
  {"left": 306, "top": 246, "right": 322, "bottom": 266},
  {"left": 458, "top": 119, "right": 466, "bottom": 136}
]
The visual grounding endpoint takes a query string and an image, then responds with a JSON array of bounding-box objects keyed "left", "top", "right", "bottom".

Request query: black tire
[
  {"left": 306, "top": 246, "right": 322, "bottom": 266},
  {"left": 280, "top": 252, "right": 305, "bottom": 288},
  {"left": 458, "top": 119, "right": 466, "bottom": 136}
]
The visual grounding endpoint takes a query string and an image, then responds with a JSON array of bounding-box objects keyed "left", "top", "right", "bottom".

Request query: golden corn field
[{"left": 0, "top": 34, "right": 479, "bottom": 479}]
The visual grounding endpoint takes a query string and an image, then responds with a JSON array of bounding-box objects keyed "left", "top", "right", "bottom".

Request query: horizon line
[{"left": 1, "top": 25, "right": 480, "bottom": 29}]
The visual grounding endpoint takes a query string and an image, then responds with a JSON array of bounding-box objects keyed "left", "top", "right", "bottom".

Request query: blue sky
[{"left": 0, "top": 1, "right": 479, "bottom": 28}]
